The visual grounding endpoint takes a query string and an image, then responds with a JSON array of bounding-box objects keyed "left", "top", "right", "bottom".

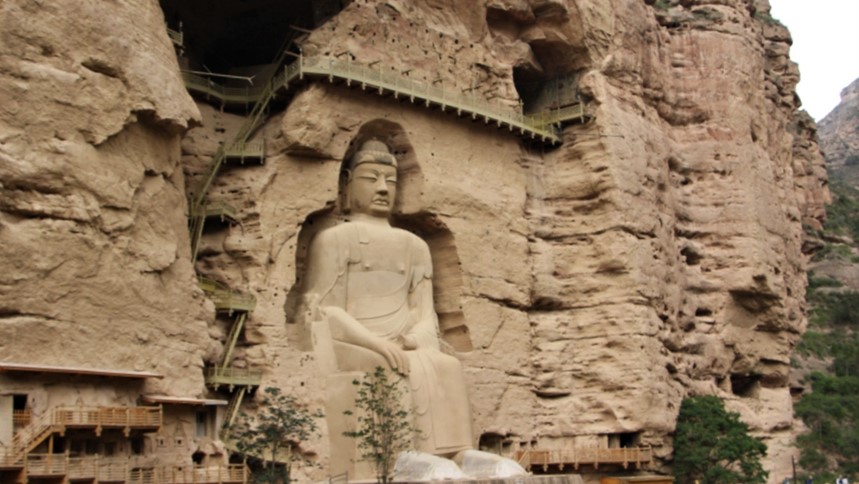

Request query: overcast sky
[{"left": 769, "top": 0, "right": 859, "bottom": 121}]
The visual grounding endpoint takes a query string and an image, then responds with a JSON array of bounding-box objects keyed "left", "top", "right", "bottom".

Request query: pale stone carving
[{"left": 304, "top": 139, "right": 473, "bottom": 476}]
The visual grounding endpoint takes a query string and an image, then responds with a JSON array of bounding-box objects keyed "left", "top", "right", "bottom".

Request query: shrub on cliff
[
  {"left": 344, "top": 366, "right": 415, "bottom": 484},
  {"left": 231, "top": 387, "right": 323, "bottom": 484},
  {"left": 674, "top": 395, "right": 768, "bottom": 484},
  {"left": 796, "top": 373, "right": 859, "bottom": 478}
]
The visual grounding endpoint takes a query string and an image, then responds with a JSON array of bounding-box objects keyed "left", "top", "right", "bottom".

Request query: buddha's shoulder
[
  {"left": 314, "top": 221, "right": 421, "bottom": 240},
  {"left": 316, "top": 222, "right": 427, "bottom": 247}
]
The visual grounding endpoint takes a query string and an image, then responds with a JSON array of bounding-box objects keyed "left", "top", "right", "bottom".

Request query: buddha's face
[{"left": 347, "top": 162, "right": 398, "bottom": 217}]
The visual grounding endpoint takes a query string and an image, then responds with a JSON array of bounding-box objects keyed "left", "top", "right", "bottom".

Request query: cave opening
[
  {"left": 159, "top": 0, "right": 345, "bottom": 74},
  {"left": 730, "top": 373, "right": 761, "bottom": 397},
  {"left": 513, "top": 64, "right": 582, "bottom": 115}
]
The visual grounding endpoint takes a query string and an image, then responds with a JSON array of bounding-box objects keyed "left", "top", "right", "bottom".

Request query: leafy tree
[
  {"left": 231, "top": 387, "right": 323, "bottom": 483},
  {"left": 343, "top": 366, "right": 414, "bottom": 484},
  {"left": 673, "top": 395, "right": 768, "bottom": 484},
  {"left": 795, "top": 372, "right": 859, "bottom": 479}
]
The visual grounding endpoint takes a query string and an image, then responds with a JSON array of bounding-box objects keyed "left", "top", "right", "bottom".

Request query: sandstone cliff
[
  {"left": 0, "top": 0, "right": 829, "bottom": 481},
  {"left": 0, "top": 0, "right": 210, "bottom": 395}
]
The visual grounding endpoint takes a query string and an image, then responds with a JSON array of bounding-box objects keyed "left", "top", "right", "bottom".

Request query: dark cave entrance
[
  {"left": 159, "top": 0, "right": 346, "bottom": 73},
  {"left": 513, "top": 64, "right": 583, "bottom": 116}
]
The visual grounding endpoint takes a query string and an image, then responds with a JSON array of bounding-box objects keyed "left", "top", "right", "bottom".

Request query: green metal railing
[
  {"left": 183, "top": 54, "right": 589, "bottom": 146},
  {"left": 223, "top": 139, "right": 265, "bottom": 163},
  {"left": 197, "top": 276, "right": 256, "bottom": 314},
  {"left": 205, "top": 367, "right": 263, "bottom": 388},
  {"left": 183, "top": 71, "right": 269, "bottom": 106},
  {"left": 290, "top": 55, "right": 564, "bottom": 143},
  {"left": 221, "top": 387, "right": 248, "bottom": 438},
  {"left": 191, "top": 201, "right": 239, "bottom": 224},
  {"left": 220, "top": 312, "right": 247, "bottom": 372},
  {"left": 166, "top": 27, "right": 183, "bottom": 50}
]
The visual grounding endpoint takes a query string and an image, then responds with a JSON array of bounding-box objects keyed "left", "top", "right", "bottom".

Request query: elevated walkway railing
[
  {"left": 223, "top": 139, "right": 265, "bottom": 163},
  {"left": 187, "top": 32, "right": 299, "bottom": 259},
  {"left": 184, "top": 55, "right": 585, "bottom": 146},
  {"left": 291, "top": 56, "right": 563, "bottom": 144},
  {"left": 183, "top": 72, "right": 268, "bottom": 106},
  {"left": 192, "top": 201, "right": 239, "bottom": 224},
  {"left": 526, "top": 102, "right": 588, "bottom": 128},
  {"left": 205, "top": 367, "right": 263, "bottom": 389},
  {"left": 515, "top": 446, "right": 653, "bottom": 471},
  {"left": 167, "top": 27, "right": 183, "bottom": 49},
  {"left": 197, "top": 276, "right": 256, "bottom": 314}
]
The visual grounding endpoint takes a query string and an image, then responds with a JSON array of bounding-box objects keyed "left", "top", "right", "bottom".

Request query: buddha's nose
[{"left": 375, "top": 178, "right": 389, "bottom": 193}]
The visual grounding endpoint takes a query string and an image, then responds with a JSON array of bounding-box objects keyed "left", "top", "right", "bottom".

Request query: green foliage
[
  {"left": 795, "top": 373, "right": 859, "bottom": 478},
  {"left": 796, "top": 330, "right": 857, "bottom": 359},
  {"left": 653, "top": 0, "right": 671, "bottom": 11},
  {"left": 674, "top": 395, "right": 768, "bottom": 484},
  {"left": 692, "top": 7, "right": 723, "bottom": 22},
  {"left": 754, "top": 11, "right": 784, "bottom": 26},
  {"left": 823, "top": 181, "right": 859, "bottom": 241},
  {"left": 231, "top": 387, "right": 323, "bottom": 484},
  {"left": 807, "top": 273, "right": 844, "bottom": 291},
  {"left": 808, "top": 291, "right": 859, "bottom": 328},
  {"left": 344, "top": 366, "right": 414, "bottom": 484},
  {"left": 811, "top": 243, "right": 859, "bottom": 263}
]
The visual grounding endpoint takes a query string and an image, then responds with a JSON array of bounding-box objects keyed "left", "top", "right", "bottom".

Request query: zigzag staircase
[
  {"left": 183, "top": 34, "right": 300, "bottom": 445},
  {"left": 189, "top": 30, "right": 301, "bottom": 263}
]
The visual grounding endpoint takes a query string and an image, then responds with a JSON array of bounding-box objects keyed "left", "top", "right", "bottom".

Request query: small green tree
[
  {"left": 231, "top": 387, "right": 323, "bottom": 483},
  {"left": 674, "top": 395, "right": 768, "bottom": 484},
  {"left": 343, "top": 366, "right": 414, "bottom": 484}
]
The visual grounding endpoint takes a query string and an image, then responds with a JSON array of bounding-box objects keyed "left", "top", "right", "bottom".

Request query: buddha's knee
[{"left": 332, "top": 341, "right": 389, "bottom": 372}]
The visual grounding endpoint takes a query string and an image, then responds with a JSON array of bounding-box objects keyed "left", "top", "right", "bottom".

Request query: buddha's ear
[{"left": 339, "top": 169, "right": 353, "bottom": 213}]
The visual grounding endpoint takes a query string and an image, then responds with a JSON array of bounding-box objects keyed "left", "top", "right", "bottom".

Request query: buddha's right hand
[{"left": 374, "top": 339, "right": 410, "bottom": 376}]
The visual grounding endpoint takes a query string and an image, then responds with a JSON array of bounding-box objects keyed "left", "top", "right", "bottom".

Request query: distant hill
[
  {"left": 818, "top": 77, "right": 859, "bottom": 184},
  {"left": 794, "top": 76, "right": 859, "bottom": 481}
]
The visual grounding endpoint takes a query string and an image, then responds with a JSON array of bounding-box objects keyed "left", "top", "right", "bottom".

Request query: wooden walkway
[
  {"left": 516, "top": 447, "right": 654, "bottom": 471},
  {"left": 6, "top": 453, "right": 246, "bottom": 483}
]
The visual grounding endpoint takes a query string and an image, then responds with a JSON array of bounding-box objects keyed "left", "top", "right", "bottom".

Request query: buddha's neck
[{"left": 346, "top": 213, "right": 392, "bottom": 226}]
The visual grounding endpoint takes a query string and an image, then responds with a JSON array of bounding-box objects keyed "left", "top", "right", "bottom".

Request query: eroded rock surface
[
  {"left": 1, "top": 0, "right": 829, "bottom": 481},
  {"left": 0, "top": 0, "right": 208, "bottom": 394}
]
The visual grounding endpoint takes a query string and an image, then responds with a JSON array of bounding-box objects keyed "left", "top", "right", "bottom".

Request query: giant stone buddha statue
[
  {"left": 304, "top": 139, "right": 474, "bottom": 473},
  {"left": 305, "top": 139, "right": 527, "bottom": 479}
]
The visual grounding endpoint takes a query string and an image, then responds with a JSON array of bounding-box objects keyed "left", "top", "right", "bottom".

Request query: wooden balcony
[
  {"left": 515, "top": 447, "right": 654, "bottom": 471},
  {"left": 53, "top": 406, "right": 162, "bottom": 436},
  {"left": 7, "top": 405, "right": 162, "bottom": 467},
  {"left": 16, "top": 454, "right": 248, "bottom": 483}
]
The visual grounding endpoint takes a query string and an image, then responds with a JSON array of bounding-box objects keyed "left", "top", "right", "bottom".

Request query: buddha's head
[{"left": 340, "top": 139, "right": 398, "bottom": 217}]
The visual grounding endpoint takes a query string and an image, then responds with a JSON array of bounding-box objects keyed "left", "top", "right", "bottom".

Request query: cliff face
[
  {"left": 0, "top": 0, "right": 829, "bottom": 480},
  {"left": 0, "top": 0, "right": 210, "bottom": 394}
]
